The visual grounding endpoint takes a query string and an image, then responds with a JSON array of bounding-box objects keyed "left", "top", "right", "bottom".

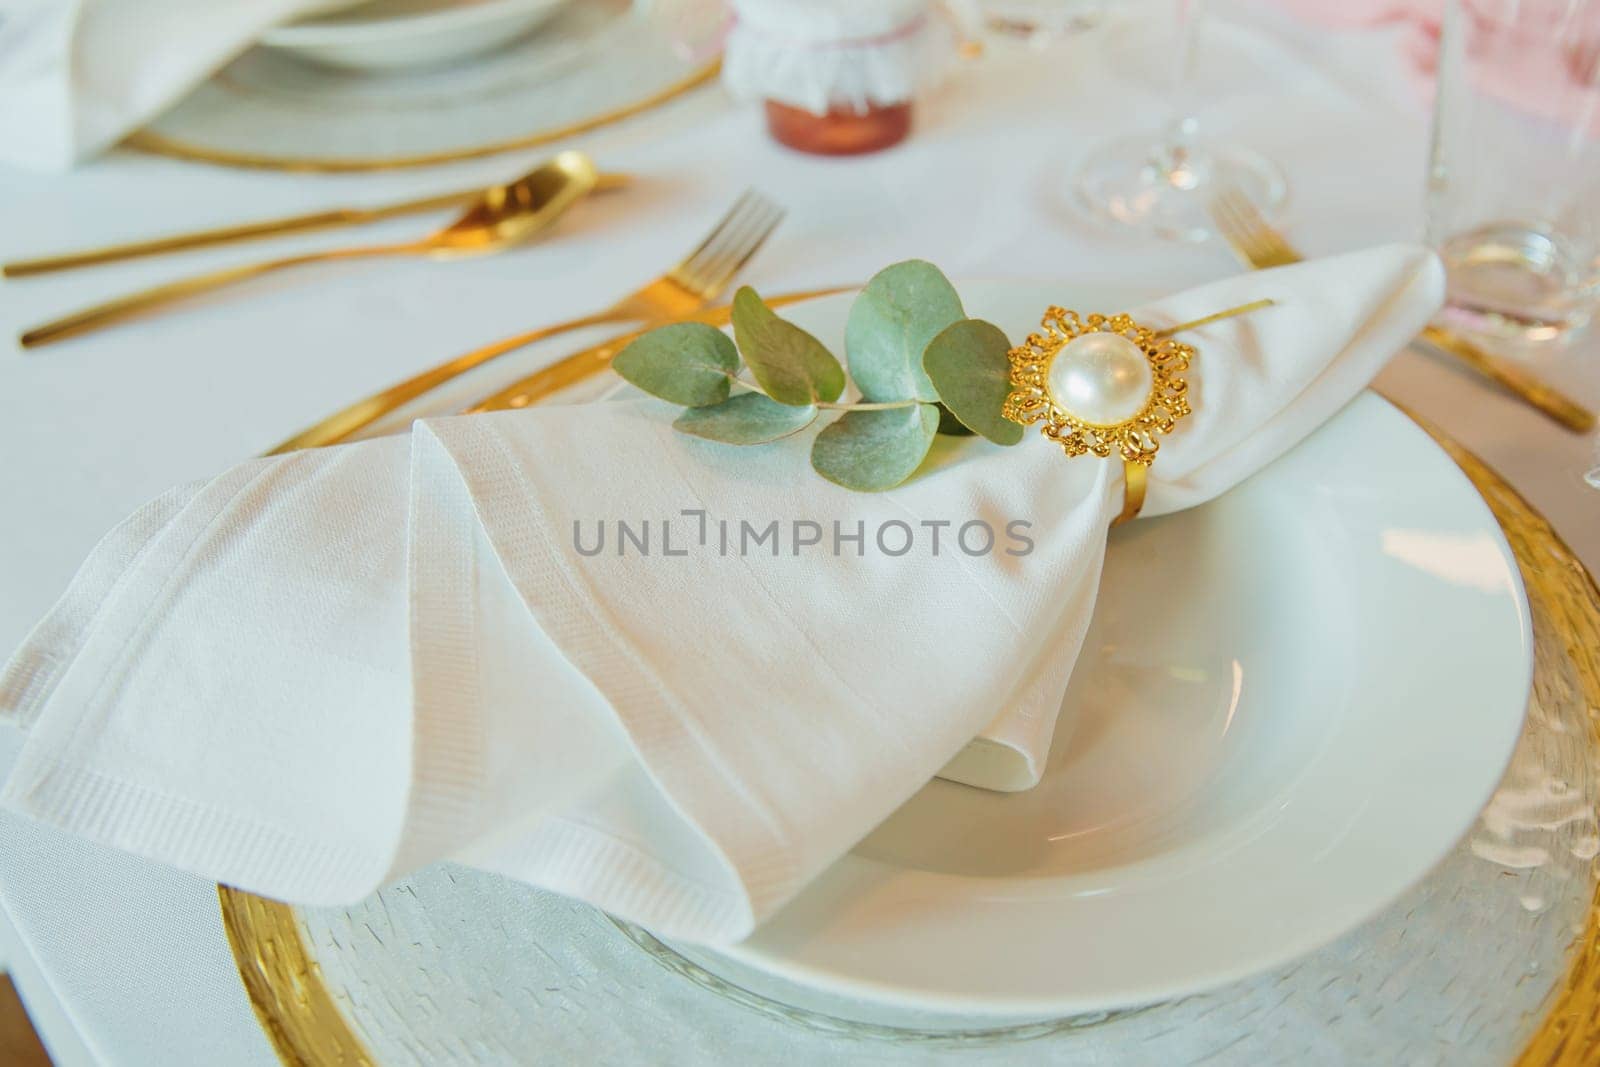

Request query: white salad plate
[
  {"left": 261, "top": 0, "right": 574, "bottom": 71},
  {"left": 666, "top": 281, "right": 1534, "bottom": 1019}
]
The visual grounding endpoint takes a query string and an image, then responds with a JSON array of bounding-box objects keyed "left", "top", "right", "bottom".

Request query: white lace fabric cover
[{"left": 721, "top": 0, "right": 953, "bottom": 115}]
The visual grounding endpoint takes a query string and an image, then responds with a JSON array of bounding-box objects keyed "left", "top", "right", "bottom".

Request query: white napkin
[
  {"left": 0, "top": 0, "right": 327, "bottom": 170},
  {"left": 0, "top": 245, "right": 1443, "bottom": 942}
]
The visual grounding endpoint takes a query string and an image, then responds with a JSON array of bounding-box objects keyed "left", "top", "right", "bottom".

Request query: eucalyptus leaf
[
  {"left": 811, "top": 404, "right": 940, "bottom": 492},
  {"left": 936, "top": 404, "right": 975, "bottom": 437},
  {"left": 731, "top": 287, "right": 846, "bottom": 405},
  {"left": 922, "top": 318, "right": 1024, "bottom": 445},
  {"left": 673, "top": 393, "right": 819, "bottom": 444},
  {"left": 612, "top": 322, "right": 739, "bottom": 407},
  {"left": 845, "top": 260, "right": 965, "bottom": 402}
]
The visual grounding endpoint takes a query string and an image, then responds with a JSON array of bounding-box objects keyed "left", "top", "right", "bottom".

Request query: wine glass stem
[{"left": 1158, "top": 0, "right": 1207, "bottom": 186}]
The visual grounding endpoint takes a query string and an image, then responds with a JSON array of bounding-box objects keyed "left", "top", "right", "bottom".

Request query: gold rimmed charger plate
[
  {"left": 217, "top": 391, "right": 1600, "bottom": 1064},
  {"left": 124, "top": 0, "right": 718, "bottom": 173}
]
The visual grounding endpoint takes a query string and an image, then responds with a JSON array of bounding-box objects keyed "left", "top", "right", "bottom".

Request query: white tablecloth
[{"left": 1, "top": 4, "right": 1597, "bottom": 1063}]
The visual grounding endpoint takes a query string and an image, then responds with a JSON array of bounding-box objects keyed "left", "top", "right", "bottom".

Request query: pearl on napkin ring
[{"left": 1002, "top": 299, "right": 1274, "bottom": 525}]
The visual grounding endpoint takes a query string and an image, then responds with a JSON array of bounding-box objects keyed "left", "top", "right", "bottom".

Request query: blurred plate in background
[
  {"left": 129, "top": 0, "right": 717, "bottom": 170},
  {"left": 260, "top": 0, "right": 577, "bottom": 72}
]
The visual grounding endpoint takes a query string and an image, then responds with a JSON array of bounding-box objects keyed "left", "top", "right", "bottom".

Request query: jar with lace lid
[{"left": 722, "top": 0, "right": 952, "bottom": 155}]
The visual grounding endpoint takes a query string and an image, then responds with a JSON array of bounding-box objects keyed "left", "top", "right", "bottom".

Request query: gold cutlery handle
[
  {"left": 274, "top": 289, "right": 850, "bottom": 454},
  {"left": 265, "top": 309, "right": 632, "bottom": 454},
  {"left": 19, "top": 243, "right": 418, "bottom": 349},
  {"left": 2, "top": 175, "right": 629, "bottom": 278},
  {"left": 465, "top": 334, "right": 643, "bottom": 414},
  {"left": 2, "top": 202, "right": 460, "bottom": 278},
  {"left": 1420, "top": 324, "right": 1597, "bottom": 434}
]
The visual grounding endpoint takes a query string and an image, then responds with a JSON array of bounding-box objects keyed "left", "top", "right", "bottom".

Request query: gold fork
[
  {"left": 1210, "top": 189, "right": 1596, "bottom": 434},
  {"left": 267, "top": 190, "right": 785, "bottom": 454}
]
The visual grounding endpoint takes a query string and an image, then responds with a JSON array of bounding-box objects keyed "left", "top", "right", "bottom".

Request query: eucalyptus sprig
[{"left": 612, "top": 261, "right": 1021, "bottom": 492}]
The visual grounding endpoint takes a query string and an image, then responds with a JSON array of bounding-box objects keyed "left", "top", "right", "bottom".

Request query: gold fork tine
[
  {"left": 1216, "top": 189, "right": 1295, "bottom": 267},
  {"left": 1219, "top": 191, "right": 1259, "bottom": 249},
  {"left": 673, "top": 213, "right": 758, "bottom": 294},
  {"left": 673, "top": 194, "right": 784, "bottom": 297},
  {"left": 695, "top": 203, "right": 782, "bottom": 288},
  {"left": 1209, "top": 190, "right": 1256, "bottom": 266},
  {"left": 1208, "top": 192, "right": 1597, "bottom": 434},
  {"left": 671, "top": 192, "right": 766, "bottom": 287},
  {"left": 672, "top": 191, "right": 761, "bottom": 284},
  {"left": 1232, "top": 191, "right": 1281, "bottom": 263},
  {"left": 709, "top": 210, "right": 785, "bottom": 293},
  {"left": 686, "top": 203, "right": 785, "bottom": 297},
  {"left": 266, "top": 191, "right": 786, "bottom": 455}
]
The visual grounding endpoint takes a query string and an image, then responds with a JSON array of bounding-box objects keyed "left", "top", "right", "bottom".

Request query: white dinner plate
[
  {"left": 261, "top": 0, "right": 574, "bottom": 71},
  {"left": 675, "top": 280, "right": 1533, "bottom": 1019},
  {"left": 138, "top": 0, "right": 710, "bottom": 168}
]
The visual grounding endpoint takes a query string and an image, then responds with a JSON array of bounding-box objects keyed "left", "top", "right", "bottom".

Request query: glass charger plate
[
  {"left": 219, "top": 409, "right": 1600, "bottom": 1066},
  {"left": 124, "top": 0, "right": 717, "bottom": 171}
]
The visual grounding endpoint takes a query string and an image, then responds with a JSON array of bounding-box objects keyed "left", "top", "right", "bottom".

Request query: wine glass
[
  {"left": 968, "top": 0, "right": 1110, "bottom": 47},
  {"left": 1068, "top": 0, "right": 1286, "bottom": 242}
]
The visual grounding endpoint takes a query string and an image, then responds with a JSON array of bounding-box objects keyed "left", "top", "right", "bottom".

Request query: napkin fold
[
  {"left": 0, "top": 245, "right": 1443, "bottom": 942},
  {"left": 0, "top": 0, "right": 326, "bottom": 170}
]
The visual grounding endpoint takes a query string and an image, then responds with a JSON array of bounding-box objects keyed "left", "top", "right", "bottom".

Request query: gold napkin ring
[
  {"left": 1115, "top": 461, "right": 1148, "bottom": 526},
  {"left": 1002, "top": 308, "right": 1194, "bottom": 524},
  {"left": 1002, "top": 299, "right": 1274, "bottom": 526}
]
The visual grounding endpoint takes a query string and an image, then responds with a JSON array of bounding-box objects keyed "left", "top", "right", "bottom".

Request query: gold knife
[{"left": 1418, "top": 324, "right": 1595, "bottom": 434}]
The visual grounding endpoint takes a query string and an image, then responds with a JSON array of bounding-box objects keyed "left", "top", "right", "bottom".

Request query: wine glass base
[{"left": 1069, "top": 134, "right": 1287, "bottom": 244}]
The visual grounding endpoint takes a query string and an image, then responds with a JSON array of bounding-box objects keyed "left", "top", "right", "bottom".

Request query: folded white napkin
[
  {"left": 0, "top": 245, "right": 1443, "bottom": 942},
  {"left": 0, "top": 0, "right": 326, "bottom": 170}
]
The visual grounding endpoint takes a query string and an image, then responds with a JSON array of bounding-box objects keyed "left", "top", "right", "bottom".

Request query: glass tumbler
[{"left": 1427, "top": 0, "right": 1600, "bottom": 346}]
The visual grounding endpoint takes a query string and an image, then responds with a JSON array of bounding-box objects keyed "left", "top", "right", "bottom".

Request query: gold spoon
[
  {"left": 1, "top": 172, "right": 629, "bottom": 278},
  {"left": 19, "top": 150, "right": 601, "bottom": 349}
]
